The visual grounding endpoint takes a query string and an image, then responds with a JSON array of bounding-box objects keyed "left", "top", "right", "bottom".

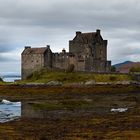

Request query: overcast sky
[{"left": 0, "top": 0, "right": 140, "bottom": 74}]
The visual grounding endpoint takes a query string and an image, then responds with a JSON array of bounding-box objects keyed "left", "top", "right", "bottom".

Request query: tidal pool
[{"left": 0, "top": 99, "right": 21, "bottom": 123}]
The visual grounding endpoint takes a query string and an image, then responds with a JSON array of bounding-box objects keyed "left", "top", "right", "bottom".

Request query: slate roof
[
  {"left": 22, "top": 47, "right": 48, "bottom": 55},
  {"left": 81, "top": 32, "right": 97, "bottom": 43},
  {"left": 73, "top": 32, "right": 103, "bottom": 43}
]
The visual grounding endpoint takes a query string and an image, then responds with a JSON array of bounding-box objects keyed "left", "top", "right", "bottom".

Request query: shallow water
[
  {"left": 3, "top": 77, "right": 21, "bottom": 82},
  {"left": 0, "top": 100, "right": 21, "bottom": 123}
]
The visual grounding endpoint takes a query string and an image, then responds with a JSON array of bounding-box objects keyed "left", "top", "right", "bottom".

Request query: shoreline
[
  {"left": 0, "top": 84, "right": 139, "bottom": 101},
  {"left": 1, "top": 80, "right": 140, "bottom": 86},
  {"left": 0, "top": 83, "right": 140, "bottom": 139}
]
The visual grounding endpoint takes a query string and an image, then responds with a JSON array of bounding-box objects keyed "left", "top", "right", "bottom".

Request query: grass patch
[
  {"left": 0, "top": 81, "right": 13, "bottom": 85},
  {"left": 22, "top": 69, "right": 132, "bottom": 84},
  {"left": 30, "top": 99, "right": 93, "bottom": 110},
  {"left": 30, "top": 102, "right": 63, "bottom": 110}
]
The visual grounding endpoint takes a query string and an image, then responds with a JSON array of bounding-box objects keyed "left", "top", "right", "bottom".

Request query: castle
[{"left": 21, "top": 29, "right": 111, "bottom": 79}]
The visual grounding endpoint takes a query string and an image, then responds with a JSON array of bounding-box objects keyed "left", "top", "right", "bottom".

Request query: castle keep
[{"left": 21, "top": 29, "right": 111, "bottom": 79}]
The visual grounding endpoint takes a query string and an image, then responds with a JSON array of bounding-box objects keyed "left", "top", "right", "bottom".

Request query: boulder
[
  {"left": 47, "top": 81, "right": 62, "bottom": 86},
  {"left": 85, "top": 80, "right": 96, "bottom": 86}
]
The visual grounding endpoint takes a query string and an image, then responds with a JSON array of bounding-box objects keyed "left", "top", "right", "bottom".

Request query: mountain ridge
[{"left": 114, "top": 61, "right": 140, "bottom": 73}]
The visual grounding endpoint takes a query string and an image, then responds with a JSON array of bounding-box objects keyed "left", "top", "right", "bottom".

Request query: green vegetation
[
  {"left": 111, "top": 66, "right": 116, "bottom": 72},
  {"left": 0, "top": 81, "right": 14, "bottom": 85},
  {"left": 24, "top": 69, "right": 132, "bottom": 84},
  {"left": 0, "top": 84, "right": 139, "bottom": 101},
  {"left": 0, "top": 77, "right": 4, "bottom": 84},
  {"left": 129, "top": 67, "right": 140, "bottom": 74},
  {"left": 30, "top": 99, "right": 93, "bottom": 110},
  {"left": 109, "top": 76, "right": 117, "bottom": 81},
  {"left": 0, "top": 81, "right": 9, "bottom": 85}
]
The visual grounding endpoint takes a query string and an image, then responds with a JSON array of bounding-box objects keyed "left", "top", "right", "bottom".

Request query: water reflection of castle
[
  {"left": 22, "top": 102, "right": 46, "bottom": 118},
  {"left": 22, "top": 102, "right": 72, "bottom": 119}
]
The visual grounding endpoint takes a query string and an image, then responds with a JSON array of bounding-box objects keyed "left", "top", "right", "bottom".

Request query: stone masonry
[{"left": 21, "top": 29, "right": 111, "bottom": 79}]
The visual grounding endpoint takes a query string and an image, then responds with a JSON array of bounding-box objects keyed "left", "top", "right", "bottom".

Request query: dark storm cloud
[{"left": 0, "top": 0, "right": 140, "bottom": 72}]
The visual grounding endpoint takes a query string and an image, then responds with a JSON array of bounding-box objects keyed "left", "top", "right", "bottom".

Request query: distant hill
[
  {"left": 0, "top": 72, "right": 20, "bottom": 78},
  {"left": 114, "top": 61, "right": 140, "bottom": 73},
  {"left": 114, "top": 61, "right": 133, "bottom": 68},
  {"left": 3, "top": 75, "right": 21, "bottom": 78}
]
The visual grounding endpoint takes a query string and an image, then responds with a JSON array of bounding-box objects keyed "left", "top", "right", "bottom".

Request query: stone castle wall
[
  {"left": 68, "top": 30, "right": 110, "bottom": 72},
  {"left": 22, "top": 53, "right": 45, "bottom": 79},
  {"left": 52, "top": 51, "right": 69, "bottom": 70},
  {"left": 21, "top": 30, "right": 111, "bottom": 79}
]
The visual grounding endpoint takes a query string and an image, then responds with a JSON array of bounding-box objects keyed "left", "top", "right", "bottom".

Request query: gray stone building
[{"left": 21, "top": 29, "right": 111, "bottom": 79}]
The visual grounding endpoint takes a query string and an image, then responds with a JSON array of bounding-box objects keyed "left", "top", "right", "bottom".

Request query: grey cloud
[
  {"left": 0, "top": 0, "right": 140, "bottom": 72},
  {"left": 0, "top": 54, "right": 11, "bottom": 62},
  {"left": 0, "top": 42, "right": 14, "bottom": 53},
  {"left": 120, "top": 46, "right": 140, "bottom": 55},
  {"left": 0, "top": 0, "right": 139, "bottom": 29},
  {"left": 0, "top": 52, "right": 19, "bottom": 62},
  {"left": 0, "top": 46, "right": 12, "bottom": 53},
  {"left": 0, "top": 61, "right": 20, "bottom": 73}
]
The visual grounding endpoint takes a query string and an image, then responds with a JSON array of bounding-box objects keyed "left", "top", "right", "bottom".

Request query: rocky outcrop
[
  {"left": 24, "top": 81, "right": 63, "bottom": 87},
  {"left": 85, "top": 80, "right": 96, "bottom": 86},
  {"left": 46, "top": 81, "right": 62, "bottom": 86},
  {"left": 0, "top": 77, "right": 3, "bottom": 82},
  {"left": 114, "top": 81, "right": 131, "bottom": 85}
]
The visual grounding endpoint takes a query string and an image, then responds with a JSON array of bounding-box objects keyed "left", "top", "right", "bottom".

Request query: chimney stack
[
  {"left": 25, "top": 46, "right": 31, "bottom": 49},
  {"left": 96, "top": 29, "right": 100, "bottom": 35},
  {"left": 62, "top": 48, "right": 66, "bottom": 53},
  {"left": 76, "top": 31, "right": 81, "bottom": 35},
  {"left": 46, "top": 45, "right": 50, "bottom": 49}
]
